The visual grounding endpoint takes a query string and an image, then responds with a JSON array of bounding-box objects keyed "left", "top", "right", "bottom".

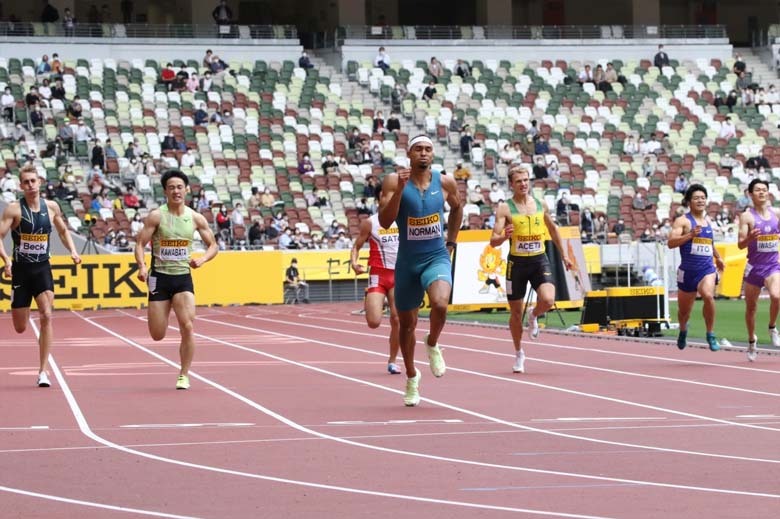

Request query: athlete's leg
[
  {"left": 764, "top": 272, "right": 780, "bottom": 328},
  {"left": 32, "top": 290, "right": 54, "bottom": 373},
  {"left": 424, "top": 279, "right": 451, "bottom": 347},
  {"left": 676, "top": 289, "right": 697, "bottom": 332},
  {"left": 147, "top": 300, "right": 173, "bottom": 341},
  {"left": 398, "top": 308, "right": 418, "bottom": 378},
  {"left": 744, "top": 282, "right": 762, "bottom": 342},
  {"left": 530, "top": 282, "right": 556, "bottom": 319},
  {"left": 386, "top": 288, "right": 400, "bottom": 365},
  {"left": 697, "top": 273, "right": 717, "bottom": 333},
  {"left": 364, "top": 291, "right": 386, "bottom": 329},
  {"left": 508, "top": 298, "right": 525, "bottom": 352},
  {"left": 11, "top": 307, "right": 30, "bottom": 334},
  {"left": 171, "top": 291, "right": 197, "bottom": 376}
]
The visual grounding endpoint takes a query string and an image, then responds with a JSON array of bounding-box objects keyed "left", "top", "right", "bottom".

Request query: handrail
[
  {"left": 0, "top": 22, "right": 298, "bottom": 40},
  {"left": 339, "top": 24, "right": 728, "bottom": 41}
]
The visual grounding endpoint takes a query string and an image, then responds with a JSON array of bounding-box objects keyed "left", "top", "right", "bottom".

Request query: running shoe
[
  {"left": 387, "top": 363, "right": 401, "bottom": 375},
  {"left": 771, "top": 327, "right": 780, "bottom": 347},
  {"left": 404, "top": 369, "right": 421, "bottom": 407},
  {"left": 512, "top": 350, "right": 526, "bottom": 373},
  {"left": 175, "top": 374, "right": 190, "bottom": 390},
  {"left": 676, "top": 329, "right": 687, "bottom": 350},
  {"left": 425, "top": 334, "right": 446, "bottom": 377},
  {"left": 747, "top": 336, "right": 758, "bottom": 362},
  {"left": 528, "top": 314, "right": 540, "bottom": 339},
  {"left": 37, "top": 372, "right": 50, "bottom": 388},
  {"left": 706, "top": 332, "right": 720, "bottom": 352}
]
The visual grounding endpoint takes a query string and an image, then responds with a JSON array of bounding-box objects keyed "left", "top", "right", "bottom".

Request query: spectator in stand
[
  {"left": 36, "top": 54, "right": 51, "bottom": 77},
  {"left": 38, "top": 79, "right": 52, "bottom": 104},
  {"left": 623, "top": 135, "right": 638, "bottom": 155},
  {"left": 488, "top": 182, "right": 506, "bottom": 204},
  {"left": 370, "top": 145, "right": 384, "bottom": 167},
  {"left": 499, "top": 144, "right": 516, "bottom": 165},
  {"left": 577, "top": 64, "right": 593, "bottom": 85},
  {"left": 57, "top": 122, "right": 74, "bottom": 151},
  {"left": 613, "top": 218, "right": 626, "bottom": 236},
  {"left": 123, "top": 186, "right": 141, "bottom": 209},
  {"left": 221, "top": 109, "right": 234, "bottom": 127},
  {"left": 363, "top": 176, "right": 380, "bottom": 198},
  {"left": 103, "top": 138, "right": 118, "bottom": 160},
  {"left": 216, "top": 205, "right": 231, "bottom": 233},
  {"left": 298, "top": 50, "right": 314, "bottom": 71},
  {"left": 641, "top": 155, "right": 654, "bottom": 177},
  {"left": 351, "top": 141, "right": 372, "bottom": 165},
  {"left": 248, "top": 220, "right": 265, "bottom": 248},
  {"left": 68, "top": 96, "right": 83, "bottom": 118},
  {"left": 261, "top": 187, "right": 275, "bottom": 208},
  {"left": 453, "top": 160, "right": 471, "bottom": 181},
  {"left": 654, "top": 44, "right": 670, "bottom": 68},
  {"left": 202, "top": 49, "right": 213, "bottom": 68},
  {"left": 534, "top": 135, "right": 550, "bottom": 155},
  {"left": 422, "top": 80, "right": 437, "bottom": 101},
  {"left": 200, "top": 71, "right": 213, "bottom": 92},
  {"left": 62, "top": 8, "right": 76, "bottom": 36},
  {"left": 646, "top": 134, "right": 662, "bottom": 155},
  {"left": 632, "top": 192, "right": 654, "bottom": 211},
  {"left": 324, "top": 219, "right": 340, "bottom": 240},
  {"left": 736, "top": 71, "right": 750, "bottom": 92},
  {"left": 467, "top": 184, "right": 484, "bottom": 205},
  {"left": 547, "top": 160, "right": 560, "bottom": 182},
  {"left": 209, "top": 55, "right": 231, "bottom": 76},
  {"left": 746, "top": 150, "right": 771, "bottom": 171},
  {"left": 90, "top": 139, "right": 105, "bottom": 169},
  {"left": 674, "top": 172, "right": 689, "bottom": 194},
  {"left": 455, "top": 59, "right": 471, "bottom": 78},
  {"left": 593, "top": 64, "right": 607, "bottom": 92},
  {"left": 386, "top": 112, "right": 401, "bottom": 133},
  {"left": 75, "top": 119, "right": 93, "bottom": 142},
  {"left": 321, "top": 152, "right": 338, "bottom": 175},
  {"left": 334, "top": 230, "right": 352, "bottom": 250},
  {"left": 719, "top": 116, "right": 736, "bottom": 140},
  {"left": 25, "top": 87, "right": 42, "bottom": 108},
  {"left": 527, "top": 119, "right": 539, "bottom": 140},
  {"left": 374, "top": 46, "right": 390, "bottom": 72},
  {"left": 212, "top": 0, "right": 232, "bottom": 26},
  {"left": 459, "top": 128, "right": 473, "bottom": 159},
  {"left": 51, "top": 78, "right": 66, "bottom": 101},
  {"left": 726, "top": 89, "right": 738, "bottom": 111},
  {"left": 348, "top": 127, "right": 361, "bottom": 149},
  {"left": 580, "top": 208, "right": 595, "bottom": 240},
  {"left": 390, "top": 83, "right": 406, "bottom": 113},
  {"left": 428, "top": 57, "right": 443, "bottom": 83},
  {"left": 2, "top": 87, "right": 15, "bottom": 122},
  {"left": 161, "top": 132, "right": 178, "bottom": 151},
  {"left": 733, "top": 53, "right": 746, "bottom": 74},
  {"left": 29, "top": 104, "right": 44, "bottom": 130},
  {"left": 372, "top": 110, "right": 386, "bottom": 133},
  {"left": 556, "top": 194, "right": 579, "bottom": 224},
  {"left": 298, "top": 153, "right": 315, "bottom": 175},
  {"left": 129, "top": 213, "right": 144, "bottom": 237},
  {"left": 231, "top": 202, "right": 245, "bottom": 227},
  {"left": 736, "top": 188, "right": 751, "bottom": 211},
  {"left": 185, "top": 73, "right": 200, "bottom": 93},
  {"left": 767, "top": 85, "right": 779, "bottom": 104},
  {"left": 532, "top": 156, "right": 548, "bottom": 179},
  {"left": 160, "top": 63, "right": 176, "bottom": 91},
  {"left": 193, "top": 103, "right": 208, "bottom": 126},
  {"left": 604, "top": 62, "right": 620, "bottom": 87},
  {"left": 593, "top": 214, "right": 608, "bottom": 243}
]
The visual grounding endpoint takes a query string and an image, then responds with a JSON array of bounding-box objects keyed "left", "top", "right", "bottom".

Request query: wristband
[{"left": 446, "top": 241, "right": 457, "bottom": 248}]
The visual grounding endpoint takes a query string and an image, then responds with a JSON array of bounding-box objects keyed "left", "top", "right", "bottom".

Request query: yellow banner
[{"left": 280, "top": 250, "right": 369, "bottom": 281}]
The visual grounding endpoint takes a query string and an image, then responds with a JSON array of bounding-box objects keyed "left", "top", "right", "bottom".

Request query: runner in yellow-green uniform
[
  {"left": 491, "top": 167, "right": 572, "bottom": 373},
  {"left": 135, "top": 170, "right": 218, "bottom": 389}
]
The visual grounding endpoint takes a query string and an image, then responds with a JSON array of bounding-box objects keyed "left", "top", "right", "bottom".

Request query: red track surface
[{"left": 1, "top": 303, "right": 779, "bottom": 518}]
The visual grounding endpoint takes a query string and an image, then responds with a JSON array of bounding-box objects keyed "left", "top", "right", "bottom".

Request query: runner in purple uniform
[
  {"left": 737, "top": 179, "right": 780, "bottom": 362},
  {"left": 668, "top": 184, "right": 724, "bottom": 351}
]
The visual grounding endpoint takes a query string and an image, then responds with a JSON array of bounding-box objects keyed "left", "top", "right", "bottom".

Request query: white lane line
[
  {"left": 531, "top": 418, "right": 667, "bottom": 423},
  {"left": 327, "top": 419, "right": 464, "bottom": 425},
  {"left": 0, "top": 485, "right": 204, "bottom": 519},
  {"left": 0, "top": 426, "right": 49, "bottom": 430},
  {"left": 287, "top": 311, "right": 780, "bottom": 374},
  {"left": 242, "top": 313, "right": 780, "bottom": 395},
  {"left": 120, "top": 423, "right": 254, "bottom": 429},
  {"left": 87, "top": 311, "right": 780, "bottom": 499},
  {"left": 51, "top": 316, "right": 615, "bottom": 519},
  {"left": 203, "top": 314, "right": 780, "bottom": 439}
]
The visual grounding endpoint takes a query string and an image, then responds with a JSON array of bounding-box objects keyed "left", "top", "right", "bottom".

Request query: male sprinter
[
  {"left": 490, "top": 167, "right": 572, "bottom": 373},
  {"left": 350, "top": 192, "right": 402, "bottom": 374},
  {"left": 738, "top": 178, "right": 780, "bottom": 361},
  {"left": 135, "top": 169, "right": 218, "bottom": 388},
  {"left": 667, "top": 184, "right": 724, "bottom": 351},
  {"left": 0, "top": 164, "right": 81, "bottom": 387},
  {"left": 379, "top": 135, "right": 462, "bottom": 406}
]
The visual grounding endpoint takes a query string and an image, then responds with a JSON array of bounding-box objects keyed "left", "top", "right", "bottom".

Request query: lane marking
[
  {"left": 45, "top": 318, "right": 617, "bottom": 519},
  {"left": 463, "top": 483, "right": 641, "bottom": 491},
  {"left": 80, "top": 312, "right": 780, "bottom": 499},
  {"left": 120, "top": 423, "right": 254, "bottom": 429},
  {"left": 0, "top": 484, "right": 204, "bottom": 519},
  {"left": 532, "top": 417, "right": 667, "bottom": 423},
  {"left": 327, "top": 419, "right": 463, "bottom": 425},
  {"left": 201, "top": 314, "right": 780, "bottom": 441},
  {"left": 0, "top": 426, "right": 49, "bottom": 431}
]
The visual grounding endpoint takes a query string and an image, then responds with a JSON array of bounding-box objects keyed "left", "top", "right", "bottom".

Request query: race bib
[
  {"left": 514, "top": 235, "right": 543, "bottom": 255},
  {"left": 757, "top": 234, "right": 778, "bottom": 253},
  {"left": 19, "top": 233, "right": 48, "bottom": 255},
  {"left": 407, "top": 213, "right": 442, "bottom": 240},
  {"left": 159, "top": 239, "right": 190, "bottom": 261},
  {"left": 690, "top": 237, "right": 712, "bottom": 256}
]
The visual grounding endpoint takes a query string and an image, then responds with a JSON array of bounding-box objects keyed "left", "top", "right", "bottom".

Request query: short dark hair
[
  {"left": 683, "top": 184, "right": 707, "bottom": 207},
  {"left": 748, "top": 178, "right": 769, "bottom": 193},
  {"left": 161, "top": 169, "right": 189, "bottom": 189}
]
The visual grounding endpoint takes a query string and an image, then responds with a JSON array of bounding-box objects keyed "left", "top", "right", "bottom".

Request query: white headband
[{"left": 409, "top": 135, "right": 434, "bottom": 149}]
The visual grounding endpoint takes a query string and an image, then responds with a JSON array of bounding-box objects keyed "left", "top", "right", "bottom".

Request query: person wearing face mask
[
  {"left": 580, "top": 208, "right": 594, "bottom": 240},
  {"left": 260, "top": 187, "right": 275, "bottom": 208},
  {"left": 298, "top": 51, "right": 314, "bottom": 71},
  {"left": 200, "top": 72, "right": 213, "bottom": 92}
]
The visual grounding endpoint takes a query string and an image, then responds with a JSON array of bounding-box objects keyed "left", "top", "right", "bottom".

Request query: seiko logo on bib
[
  {"left": 407, "top": 213, "right": 442, "bottom": 240},
  {"left": 159, "top": 239, "right": 190, "bottom": 261},
  {"left": 20, "top": 233, "right": 48, "bottom": 254},
  {"left": 757, "top": 234, "right": 778, "bottom": 253}
]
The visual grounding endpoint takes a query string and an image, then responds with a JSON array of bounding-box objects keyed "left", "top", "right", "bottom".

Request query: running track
[{"left": 1, "top": 303, "right": 778, "bottom": 518}]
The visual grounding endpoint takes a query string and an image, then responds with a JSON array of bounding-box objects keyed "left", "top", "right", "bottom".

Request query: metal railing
[
  {"left": 339, "top": 24, "right": 727, "bottom": 42},
  {"left": 0, "top": 22, "right": 298, "bottom": 40}
]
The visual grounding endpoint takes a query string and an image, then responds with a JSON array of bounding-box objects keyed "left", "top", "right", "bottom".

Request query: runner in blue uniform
[
  {"left": 668, "top": 184, "right": 724, "bottom": 351},
  {"left": 379, "top": 135, "right": 463, "bottom": 406}
]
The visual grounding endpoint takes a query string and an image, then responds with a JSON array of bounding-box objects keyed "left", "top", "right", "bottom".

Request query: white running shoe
[
  {"left": 37, "top": 372, "right": 50, "bottom": 388},
  {"left": 771, "top": 328, "right": 780, "bottom": 347},
  {"left": 747, "top": 336, "right": 758, "bottom": 363},
  {"left": 404, "top": 369, "right": 421, "bottom": 407},
  {"left": 425, "top": 334, "right": 446, "bottom": 377},
  {"left": 529, "top": 314, "right": 540, "bottom": 339},
  {"left": 512, "top": 350, "right": 526, "bottom": 373}
]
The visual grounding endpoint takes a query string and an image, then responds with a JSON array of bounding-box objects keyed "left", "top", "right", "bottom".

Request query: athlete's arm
[
  {"left": 191, "top": 211, "right": 218, "bottom": 269},
  {"left": 134, "top": 210, "right": 161, "bottom": 283},
  {"left": 0, "top": 203, "right": 20, "bottom": 278},
  {"left": 48, "top": 200, "right": 81, "bottom": 265},
  {"left": 666, "top": 215, "right": 693, "bottom": 249},
  {"left": 441, "top": 174, "right": 462, "bottom": 248},
  {"left": 378, "top": 171, "right": 406, "bottom": 229},
  {"left": 489, "top": 203, "right": 511, "bottom": 248},
  {"left": 543, "top": 202, "right": 573, "bottom": 270},
  {"left": 350, "top": 218, "right": 372, "bottom": 275},
  {"left": 737, "top": 211, "right": 760, "bottom": 250}
]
